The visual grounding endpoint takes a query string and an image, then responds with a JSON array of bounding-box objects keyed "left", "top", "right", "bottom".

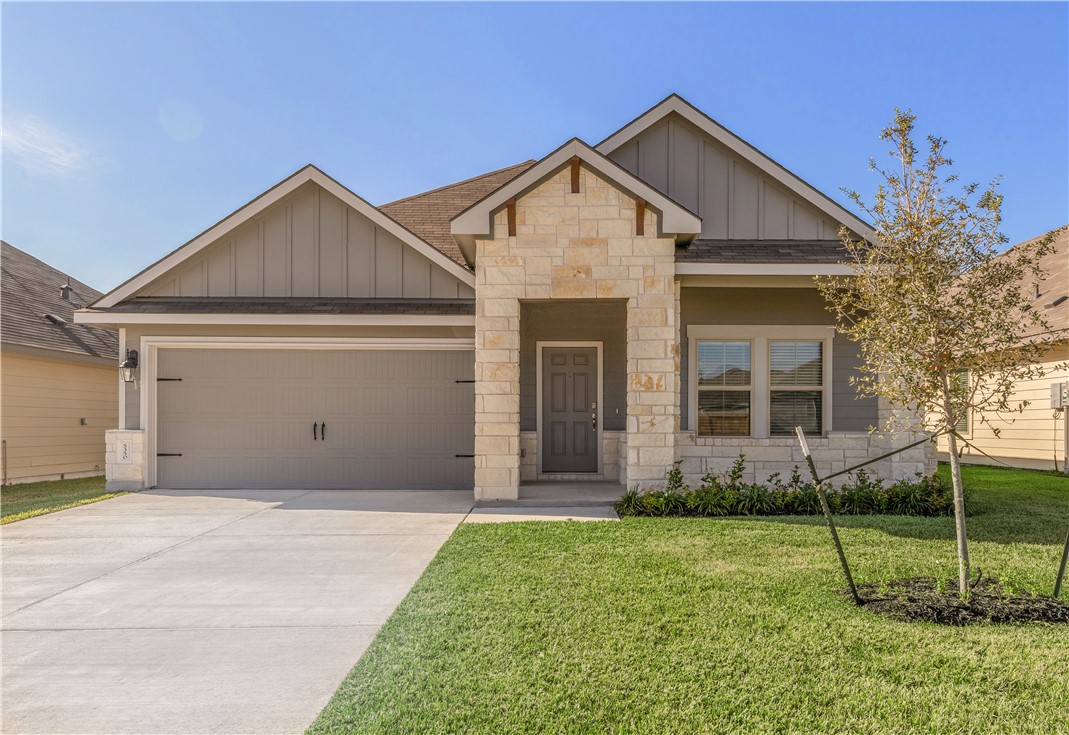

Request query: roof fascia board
[
  {"left": 73, "top": 310, "right": 475, "bottom": 327},
  {"left": 675, "top": 263, "right": 853, "bottom": 276},
  {"left": 140, "top": 335, "right": 475, "bottom": 351},
  {"left": 679, "top": 274, "right": 836, "bottom": 289},
  {"left": 93, "top": 166, "right": 474, "bottom": 309},
  {"left": 450, "top": 139, "right": 701, "bottom": 261},
  {"left": 595, "top": 95, "right": 876, "bottom": 241},
  {"left": 0, "top": 341, "right": 117, "bottom": 367}
]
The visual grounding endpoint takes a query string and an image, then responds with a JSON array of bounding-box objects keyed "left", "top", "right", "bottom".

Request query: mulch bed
[{"left": 851, "top": 577, "right": 1069, "bottom": 626}]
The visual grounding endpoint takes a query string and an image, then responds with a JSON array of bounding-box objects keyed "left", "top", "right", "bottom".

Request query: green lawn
[
  {"left": 0, "top": 476, "right": 127, "bottom": 524},
  {"left": 310, "top": 465, "right": 1069, "bottom": 735}
]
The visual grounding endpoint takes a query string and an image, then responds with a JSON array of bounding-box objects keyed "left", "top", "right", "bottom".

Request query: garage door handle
[
  {"left": 313, "top": 422, "right": 318, "bottom": 441},
  {"left": 321, "top": 423, "right": 326, "bottom": 441}
]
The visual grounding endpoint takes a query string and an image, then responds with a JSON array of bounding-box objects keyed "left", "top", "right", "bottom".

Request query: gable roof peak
[
  {"left": 449, "top": 137, "right": 702, "bottom": 263},
  {"left": 596, "top": 95, "right": 875, "bottom": 241},
  {"left": 85, "top": 163, "right": 475, "bottom": 310}
]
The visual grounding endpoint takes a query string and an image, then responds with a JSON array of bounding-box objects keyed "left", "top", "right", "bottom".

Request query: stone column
[
  {"left": 105, "top": 429, "right": 146, "bottom": 491},
  {"left": 623, "top": 240, "right": 679, "bottom": 489},
  {"left": 473, "top": 290, "right": 522, "bottom": 500}
]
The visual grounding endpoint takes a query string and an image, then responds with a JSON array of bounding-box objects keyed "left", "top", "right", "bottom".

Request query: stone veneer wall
[
  {"left": 105, "top": 429, "right": 146, "bottom": 491},
  {"left": 676, "top": 393, "right": 934, "bottom": 488},
  {"left": 676, "top": 432, "right": 932, "bottom": 488},
  {"left": 474, "top": 165, "right": 679, "bottom": 500}
]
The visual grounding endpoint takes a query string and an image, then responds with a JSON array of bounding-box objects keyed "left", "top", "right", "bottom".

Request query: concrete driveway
[{"left": 1, "top": 488, "right": 472, "bottom": 735}]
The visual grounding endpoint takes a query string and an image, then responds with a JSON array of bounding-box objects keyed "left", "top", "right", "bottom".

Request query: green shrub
[
  {"left": 616, "top": 489, "right": 643, "bottom": 517},
  {"left": 688, "top": 486, "right": 737, "bottom": 516},
  {"left": 615, "top": 455, "right": 953, "bottom": 518},
  {"left": 737, "top": 483, "right": 777, "bottom": 515}
]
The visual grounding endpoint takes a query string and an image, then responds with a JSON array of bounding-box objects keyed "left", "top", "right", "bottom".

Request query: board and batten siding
[
  {"left": 679, "top": 287, "right": 878, "bottom": 432},
  {"left": 136, "top": 182, "right": 474, "bottom": 301},
  {"left": 609, "top": 113, "right": 843, "bottom": 241},
  {"left": 937, "top": 346, "right": 1068, "bottom": 465},
  {"left": 1, "top": 352, "right": 118, "bottom": 483}
]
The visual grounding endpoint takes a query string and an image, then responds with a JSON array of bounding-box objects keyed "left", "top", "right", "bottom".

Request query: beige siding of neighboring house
[
  {"left": 1, "top": 351, "right": 119, "bottom": 483},
  {"left": 937, "top": 345, "right": 1069, "bottom": 467}
]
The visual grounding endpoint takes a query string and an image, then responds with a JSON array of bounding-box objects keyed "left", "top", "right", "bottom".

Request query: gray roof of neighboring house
[
  {"left": 1, "top": 241, "right": 119, "bottom": 361},
  {"left": 381, "top": 161, "right": 535, "bottom": 268},
  {"left": 105, "top": 298, "right": 475, "bottom": 315},
  {"left": 676, "top": 240, "right": 848, "bottom": 263},
  {"left": 1017, "top": 226, "right": 1068, "bottom": 339}
]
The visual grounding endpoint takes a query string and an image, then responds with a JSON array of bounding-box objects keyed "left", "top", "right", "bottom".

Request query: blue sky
[{"left": 3, "top": 2, "right": 1067, "bottom": 291}]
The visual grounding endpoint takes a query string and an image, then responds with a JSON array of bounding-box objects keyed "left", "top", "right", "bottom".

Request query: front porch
[
  {"left": 471, "top": 160, "right": 686, "bottom": 502},
  {"left": 474, "top": 480, "right": 624, "bottom": 508}
]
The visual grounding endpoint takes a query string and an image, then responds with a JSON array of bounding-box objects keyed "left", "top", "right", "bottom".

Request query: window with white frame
[
  {"left": 695, "top": 341, "right": 751, "bottom": 436},
  {"left": 689, "top": 326, "right": 834, "bottom": 438},
  {"left": 769, "top": 341, "right": 823, "bottom": 435}
]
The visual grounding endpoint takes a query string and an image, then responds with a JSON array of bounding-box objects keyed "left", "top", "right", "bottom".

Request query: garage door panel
[{"left": 156, "top": 349, "right": 474, "bottom": 490}]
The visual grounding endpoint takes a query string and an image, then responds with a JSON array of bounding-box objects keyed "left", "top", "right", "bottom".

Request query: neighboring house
[
  {"left": 76, "top": 95, "right": 931, "bottom": 498},
  {"left": 1, "top": 242, "right": 119, "bottom": 484},
  {"left": 936, "top": 227, "right": 1069, "bottom": 472}
]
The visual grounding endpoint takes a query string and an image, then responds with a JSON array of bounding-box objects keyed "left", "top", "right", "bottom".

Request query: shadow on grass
[
  {"left": 728, "top": 466, "right": 1067, "bottom": 546},
  {"left": 734, "top": 509, "right": 1063, "bottom": 546}
]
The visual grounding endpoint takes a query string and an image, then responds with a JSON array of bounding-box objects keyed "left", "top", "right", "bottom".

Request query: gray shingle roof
[
  {"left": 104, "top": 298, "right": 475, "bottom": 315},
  {"left": 1, "top": 241, "right": 118, "bottom": 361},
  {"left": 381, "top": 161, "right": 535, "bottom": 268},
  {"left": 676, "top": 240, "right": 848, "bottom": 263},
  {"left": 1016, "top": 226, "right": 1068, "bottom": 340}
]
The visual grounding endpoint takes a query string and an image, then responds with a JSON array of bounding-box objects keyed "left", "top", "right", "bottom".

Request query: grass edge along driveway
[
  {"left": 309, "top": 464, "right": 1069, "bottom": 734},
  {"left": 1, "top": 476, "right": 126, "bottom": 524}
]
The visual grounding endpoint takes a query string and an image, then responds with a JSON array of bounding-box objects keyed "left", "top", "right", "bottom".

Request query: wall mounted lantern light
[{"left": 120, "top": 349, "right": 139, "bottom": 383}]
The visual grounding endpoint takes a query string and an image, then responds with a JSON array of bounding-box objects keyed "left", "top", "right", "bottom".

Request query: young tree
[{"left": 817, "top": 109, "right": 1063, "bottom": 596}]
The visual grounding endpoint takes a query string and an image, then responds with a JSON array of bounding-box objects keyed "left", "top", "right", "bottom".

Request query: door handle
[
  {"left": 313, "top": 422, "right": 318, "bottom": 441},
  {"left": 591, "top": 412, "right": 597, "bottom": 432},
  {"left": 321, "top": 422, "right": 326, "bottom": 441}
]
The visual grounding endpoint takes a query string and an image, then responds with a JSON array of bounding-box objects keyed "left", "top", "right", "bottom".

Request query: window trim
[
  {"left": 694, "top": 339, "right": 754, "bottom": 437},
  {"left": 951, "top": 369, "right": 971, "bottom": 437},
  {"left": 768, "top": 339, "right": 825, "bottom": 437},
  {"left": 688, "top": 325, "right": 835, "bottom": 438}
]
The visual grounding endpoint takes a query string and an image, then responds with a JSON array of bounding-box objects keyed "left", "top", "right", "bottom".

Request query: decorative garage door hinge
[
  {"left": 157, "top": 453, "right": 183, "bottom": 457},
  {"left": 454, "top": 379, "right": 475, "bottom": 383},
  {"left": 157, "top": 377, "right": 183, "bottom": 381},
  {"left": 454, "top": 454, "right": 475, "bottom": 458}
]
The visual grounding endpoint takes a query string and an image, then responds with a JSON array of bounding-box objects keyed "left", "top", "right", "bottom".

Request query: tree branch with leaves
[{"left": 817, "top": 109, "right": 1064, "bottom": 597}]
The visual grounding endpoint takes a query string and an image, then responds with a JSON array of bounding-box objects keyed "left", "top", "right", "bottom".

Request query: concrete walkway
[
  {"left": 466, "top": 506, "right": 618, "bottom": 522},
  {"left": 1, "top": 489, "right": 472, "bottom": 735}
]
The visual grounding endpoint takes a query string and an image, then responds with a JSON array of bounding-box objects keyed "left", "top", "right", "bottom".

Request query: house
[
  {"left": 75, "top": 95, "right": 932, "bottom": 498},
  {"left": 1, "top": 241, "right": 119, "bottom": 484},
  {"left": 936, "top": 227, "right": 1069, "bottom": 472}
]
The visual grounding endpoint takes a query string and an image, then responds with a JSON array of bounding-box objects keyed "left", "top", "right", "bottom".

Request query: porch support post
[
  {"left": 623, "top": 258, "right": 679, "bottom": 491},
  {"left": 474, "top": 292, "right": 521, "bottom": 501}
]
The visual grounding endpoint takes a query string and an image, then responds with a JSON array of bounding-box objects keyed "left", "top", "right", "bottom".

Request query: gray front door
[{"left": 541, "top": 346, "right": 598, "bottom": 473}]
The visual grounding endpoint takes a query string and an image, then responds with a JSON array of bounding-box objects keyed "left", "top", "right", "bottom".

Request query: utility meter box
[{"left": 1053, "top": 382, "right": 1069, "bottom": 409}]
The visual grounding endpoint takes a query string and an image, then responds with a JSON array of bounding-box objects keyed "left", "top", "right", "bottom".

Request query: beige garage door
[{"left": 155, "top": 349, "right": 474, "bottom": 490}]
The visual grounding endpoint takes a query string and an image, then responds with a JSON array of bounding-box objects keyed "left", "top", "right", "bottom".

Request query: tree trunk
[{"left": 944, "top": 414, "right": 971, "bottom": 597}]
